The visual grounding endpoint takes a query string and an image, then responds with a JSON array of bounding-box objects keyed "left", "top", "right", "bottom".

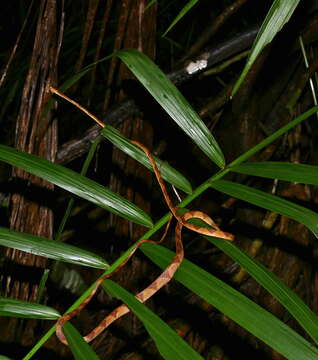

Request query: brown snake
[{"left": 55, "top": 140, "right": 234, "bottom": 345}]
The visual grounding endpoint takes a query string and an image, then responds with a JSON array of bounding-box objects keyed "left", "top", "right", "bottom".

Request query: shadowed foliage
[{"left": 1, "top": 1, "right": 318, "bottom": 359}]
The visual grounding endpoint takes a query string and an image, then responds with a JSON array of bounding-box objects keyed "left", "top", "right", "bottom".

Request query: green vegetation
[{"left": 1, "top": 0, "right": 317, "bottom": 359}]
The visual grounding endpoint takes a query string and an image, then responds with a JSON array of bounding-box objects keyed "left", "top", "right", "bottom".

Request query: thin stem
[
  {"left": 50, "top": 87, "right": 105, "bottom": 128},
  {"left": 55, "top": 136, "right": 102, "bottom": 241},
  {"left": 228, "top": 104, "right": 318, "bottom": 169},
  {"left": 299, "top": 36, "right": 318, "bottom": 121}
]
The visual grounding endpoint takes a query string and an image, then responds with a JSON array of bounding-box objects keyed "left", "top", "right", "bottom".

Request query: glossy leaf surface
[
  {"left": 232, "top": 0, "right": 301, "bottom": 95},
  {"left": 103, "top": 280, "right": 203, "bottom": 359},
  {"left": 102, "top": 125, "right": 192, "bottom": 194},
  {"left": 0, "top": 226, "right": 109, "bottom": 269},
  {"left": 0, "top": 297, "right": 60, "bottom": 320},
  {"left": 232, "top": 162, "right": 318, "bottom": 185},
  {"left": 142, "top": 243, "right": 318, "bottom": 360},
  {"left": 210, "top": 180, "right": 318, "bottom": 237},
  {"left": 0, "top": 144, "right": 153, "bottom": 228},
  {"left": 114, "top": 49, "right": 225, "bottom": 167},
  {"left": 63, "top": 322, "right": 100, "bottom": 360}
]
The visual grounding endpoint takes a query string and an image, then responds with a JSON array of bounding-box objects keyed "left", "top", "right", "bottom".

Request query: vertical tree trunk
[
  {"left": 0, "top": 0, "right": 61, "bottom": 346},
  {"left": 109, "top": 0, "right": 157, "bottom": 242},
  {"left": 91, "top": 1, "right": 158, "bottom": 356}
]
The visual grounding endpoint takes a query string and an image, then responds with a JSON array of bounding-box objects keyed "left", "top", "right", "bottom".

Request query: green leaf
[
  {"left": 0, "top": 144, "right": 153, "bottom": 228},
  {"left": 114, "top": 49, "right": 225, "bottom": 168},
  {"left": 232, "top": 162, "right": 318, "bottom": 186},
  {"left": 179, "top": 211, "right": 318, "bottom": 345},
  {"left": 232, "top": 0, "right": 301, "bottom": 95},
  {"left": 0, "top": 226, "right": 108, "bottom": 269},
  {"left": 102, "top": 280, "right": 203, "bottom": 360},
  {"left": 210, "top": 180, "right": 318, "bottom": 237},
  {"left": 162, "top": 0, "right": 200, "bottom": 36},
  {"left": 228, "top": 105, "right": 318, "bottom": 167},
  {"left": 101, "top": 125, "right": 192, "bottom": 194},
  {"left": 37, "top": 269, "right": 50, "bottom": 303},
  {"left": 145, "top": 0, "right": 156, "bottom": 11},
  {"left": 0, "top": 297, "right": 60, "bottom": 320},
  {"left": 55, "top": 136, "right": 103, "bottom": 241},
  {"left": 0, "top": 355, "right": 13, "bottom": 360},
  {"left": 141, "top": 243, "right": 318, "bottom": 360},
  {"left": 62, "top": 322, "right": 100, "bottom": 360},
  {"left": 206, "top": 234, "right": 318, "bottom": 345}
]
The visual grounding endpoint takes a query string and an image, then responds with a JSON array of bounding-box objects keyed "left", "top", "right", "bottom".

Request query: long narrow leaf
[
  {"left": 62, "top": 322, "right": 100, "bottom": 360},
  {"left": 162, "top": 0, "right": 200, "bottom": 36},
  {"left": 141, "top": 243, "right": 318, "bottom": 360},
  {"left": 207, "top": 234, "right": 318, "bottom": 345},
  {"left": 145, "top": 0, "right": 156, "bottom": 11},
  {"left": 55, "top": 136, "right": 103, "bottom": 241},
  {"left": 0, "top": 144, "right": 153, "bottom": 228},
  {"left": 0, "top": 226, "right": 108, "bottom": 269},
  {"left": 210, "top": 180, "right": 318, "bottom": 237},
  {"left": 232, "top": 162, "right": 318, "bottom": 185},
  {"left": 102, "top": 125, "right": 192, "bottom": 194},
  {"left": 228, "top": 105, "right": 318, "bottom": 167},
  {"left": 102, "top": 279, "right": 203, "bottom": 360},
  {"left": 0, "top": 297, "right": 60, "bottom": 319},
  {"left": 114, "top": 49, "right": 225, "bottom": 168},
  {"left": 179, "top": 212, "right": 318, "bottom": 344},
  {"left": 232, "top": 0, "right": 301, "bottom": 95}
]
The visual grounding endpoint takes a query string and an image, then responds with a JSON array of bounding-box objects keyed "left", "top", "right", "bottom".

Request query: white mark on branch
[{"left": 186, "top": 59, "right": 208, "bottom": 74}]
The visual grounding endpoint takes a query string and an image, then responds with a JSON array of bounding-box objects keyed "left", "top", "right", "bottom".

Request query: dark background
[{"left": 1, "top": 1, "right": 318, "bottom": 359}]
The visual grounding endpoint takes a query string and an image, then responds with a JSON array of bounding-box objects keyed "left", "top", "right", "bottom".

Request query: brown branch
[
  {"left": 0, "top": 0, "right": 35, "bottom": 88},
  {"left": 74, "top": 0, "right": 100, "bottom": 74},
  {"left": 88, "top": 0, "right": 113, "bottom": 102},
  {"left": 57, "top": 25, "right": 259, "bottom": 164},
  {"left": 178, "top": 0, "right": 250, "bottom": 64},
  {"left": 1, "top": 0, "right": 64, "bottom": 346},
  {"left": 102, "top": 0, "right": 132, "bottom": 111}
]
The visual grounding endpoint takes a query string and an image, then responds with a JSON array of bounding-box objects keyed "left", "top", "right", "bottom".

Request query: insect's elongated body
[{"left": 51, "top": 87, "right": 234, "bottom": 345}]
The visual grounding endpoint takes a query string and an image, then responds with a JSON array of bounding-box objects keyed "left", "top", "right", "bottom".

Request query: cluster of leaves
[{"left": 1, "top": 0, "right": 318, "bottom": 359}]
